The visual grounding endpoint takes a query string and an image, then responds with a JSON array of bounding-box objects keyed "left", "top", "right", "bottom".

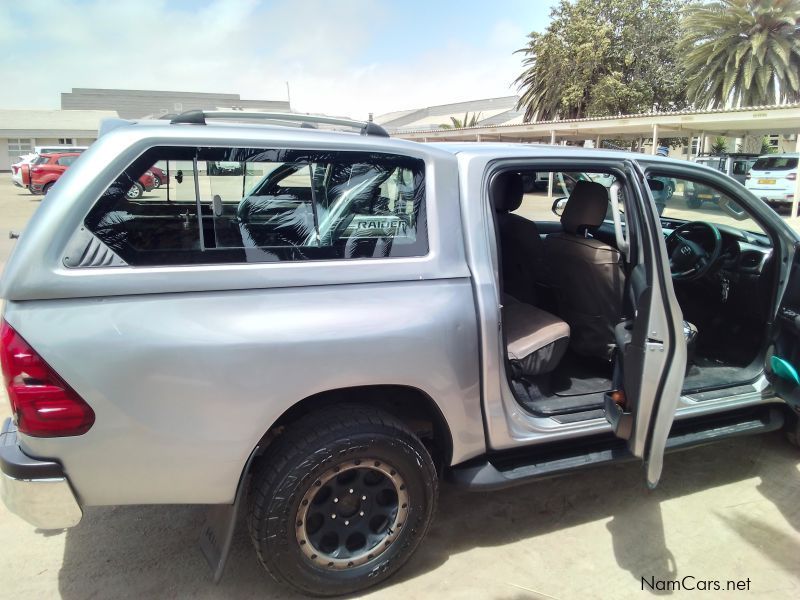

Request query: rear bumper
[
  {"left": 0, "top": 418, "right": 82, "bottom": 529},
  {"left": 748, "top": 189, "right": 794, "bottom": 203}
]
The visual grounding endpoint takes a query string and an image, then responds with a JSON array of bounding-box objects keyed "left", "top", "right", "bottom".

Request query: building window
[
  {"left": 767, "top": 134, "right": 780, "bottom": 149},
  {"left": 8, "top": 138, "right": 33, "bottom": 162},
  {"left": 58, "top": 138, "right": 75, "bottom": 145},
  {"left": 84, "top": 146, "right": 427, "bottom": 267}
]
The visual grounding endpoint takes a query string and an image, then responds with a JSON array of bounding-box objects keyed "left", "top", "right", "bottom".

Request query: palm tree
[
  {"left": 680, "top": 0, "right": 800, "bottom": 108},
  {"left": 710, "top": 136, "right": 729, "bottom": 153},
  {"left": 440, "top": 112, "right": 482, "bottom": 129}
]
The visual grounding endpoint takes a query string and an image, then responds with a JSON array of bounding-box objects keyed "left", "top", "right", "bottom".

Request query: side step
[{"left": 447, "top": 406, "right": 784, "bottom": 491}]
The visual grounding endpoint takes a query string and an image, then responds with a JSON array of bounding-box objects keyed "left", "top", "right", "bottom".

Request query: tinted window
[
  {"left": 33, "top": 155, "right": 50, "bottom": 165},
  {"left": 57, "top": 156, "right": 77, "bottom": 166},
  {"left": 752, "top": 156, "right": 798, "bottom": 171},
  {"left": 84, "top": 147, "right": 427, "bottom": 266},
  {"left": 697, "top": 157, "right": 726, "bottom": 172},
  {"left": 732, "top": 160, "right": 749, "bottom": 175}
]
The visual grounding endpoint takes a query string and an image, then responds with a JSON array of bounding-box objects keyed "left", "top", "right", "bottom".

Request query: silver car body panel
[{"left": 5, "top": 279, "right": 481, "bottom": 505}]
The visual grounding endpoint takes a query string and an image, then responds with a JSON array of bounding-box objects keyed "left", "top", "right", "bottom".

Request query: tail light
[
  {"left": 0, "top": 320, "right": 94, "bottom": 437},
  {"left": 31, "top": 166, "right": 42, "bottom": 174},
  {"left": 787, "top": 172, "right": 797, "bottom": 181},
  {"left": 745, "top": 173, "right": 751, "bottom": 180}
]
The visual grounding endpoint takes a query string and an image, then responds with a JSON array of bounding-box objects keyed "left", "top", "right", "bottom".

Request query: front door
[{"left": 604, "top": 161, "right": 686, "bottom": 487}]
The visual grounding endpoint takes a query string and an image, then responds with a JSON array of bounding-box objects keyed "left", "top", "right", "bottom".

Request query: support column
[
  {"left": 651, "top": 124, "right": 659, "bottom": 155},
  {"left": 793, "top": 132, "right": 800, "bottom": 218},
  {"left": 697, "top": 131, "right": 705, "bottom": 157},
  {"left": 595, "top": 135, "right": 601, "bottom": 149},
  {"left": 548, "top": 131, "right": 556, "bottom": 199},
  {"left": 476, "top": 134, "right": 482, "bottom": 142}
]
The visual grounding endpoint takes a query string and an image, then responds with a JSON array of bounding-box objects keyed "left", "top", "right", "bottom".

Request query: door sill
[{"left": 447, "top": 405, "right": 784, "bottom": 491}]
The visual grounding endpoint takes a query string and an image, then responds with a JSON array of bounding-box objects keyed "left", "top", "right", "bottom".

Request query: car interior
[{"left": 491, "top": 168, "right": 776, "bottom": 422}]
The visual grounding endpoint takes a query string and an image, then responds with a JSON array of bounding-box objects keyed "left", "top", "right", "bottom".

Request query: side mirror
[
  {"left": 175, "top": 170, "right": 184, "bottom": 184},
  {"left": 552, "top": 197, "right": 568, "bottom": 217}
]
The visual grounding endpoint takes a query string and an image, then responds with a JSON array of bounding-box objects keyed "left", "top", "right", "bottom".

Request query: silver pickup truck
[{"left": 2, "top": 112, "right": 799, "bottom": 596}]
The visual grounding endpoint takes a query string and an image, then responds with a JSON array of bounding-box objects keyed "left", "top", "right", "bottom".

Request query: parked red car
[
  {"left": 29, "top": 153, "right": 82, "bottom": 195},
  {"left": 30, "top": 153, "right": 156, "bottom": 198},
  {"left": 149, "top": 165, "right": 167, "bottom": 188}
]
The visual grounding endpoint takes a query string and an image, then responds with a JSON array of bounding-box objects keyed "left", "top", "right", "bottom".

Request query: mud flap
[{"left": 198, "top": 448, "right": 258, "bottom": 583}]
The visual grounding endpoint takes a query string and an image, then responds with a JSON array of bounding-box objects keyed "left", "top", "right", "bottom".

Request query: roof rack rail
[{"left": 169, "top": 110, "right": 389, "bottom": 137}]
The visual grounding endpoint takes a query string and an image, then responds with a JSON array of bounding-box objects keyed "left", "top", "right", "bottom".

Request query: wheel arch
[{"left": 250, "top": 385, "right": 454, "bottom": 476}]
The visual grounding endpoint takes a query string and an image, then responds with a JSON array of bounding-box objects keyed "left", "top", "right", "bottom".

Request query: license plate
[
  {"left": 698, "top": 194, "right": 713, "bottom": 199},
  {"left": 758, "top": 178, "right": 776, "bottom": 185}
]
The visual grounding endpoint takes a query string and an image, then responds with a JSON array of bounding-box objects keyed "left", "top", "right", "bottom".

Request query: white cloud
[{"left": 0, "top": 0, "right": 529, "bottom": 119}]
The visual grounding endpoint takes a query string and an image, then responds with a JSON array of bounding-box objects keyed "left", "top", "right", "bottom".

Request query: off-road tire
[{"left": 247, "top": 405, "right": 438, "bottom": 597}]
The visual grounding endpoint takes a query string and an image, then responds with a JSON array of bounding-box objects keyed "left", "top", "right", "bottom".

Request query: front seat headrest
[
  {"left": 561, "top": 180, "right": 609, "bottom": 234},
  {"left": 491, "top": 172, "right": 524, "bottom": 213}
]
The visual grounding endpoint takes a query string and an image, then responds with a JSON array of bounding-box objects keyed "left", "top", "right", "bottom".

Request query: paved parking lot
[{"left": 0, "top": 174, "right": 799, "bottom": 599}]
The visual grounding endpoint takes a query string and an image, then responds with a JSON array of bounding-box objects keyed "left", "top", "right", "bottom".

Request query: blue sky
[{"left": 0, "top": 0, "right": 558, "bottom": 119}]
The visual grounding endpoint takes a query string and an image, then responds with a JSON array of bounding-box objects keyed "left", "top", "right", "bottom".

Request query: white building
[
  {"left": 0, "top": 109, "right": 118, "bottom": 171},
  {"left": 1, "top": 88, "right": 293, "bottom": 171},
  {"left": 61, "top": 88, "right": 290, "bottom": 119}
]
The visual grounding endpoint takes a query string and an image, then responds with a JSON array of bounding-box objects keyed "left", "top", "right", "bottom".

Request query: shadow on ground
[{"left": 57, "top": 432, "right": 799, "bottom": 599}]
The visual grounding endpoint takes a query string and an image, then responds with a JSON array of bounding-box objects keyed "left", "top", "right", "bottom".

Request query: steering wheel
[{"left": 664, "top": 221, "right": 722, "bottom": 281}]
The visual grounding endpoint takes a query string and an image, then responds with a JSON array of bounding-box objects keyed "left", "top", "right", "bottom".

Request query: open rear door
[{"left": 604, "top": 161, "right": 686, "bottom": 487}]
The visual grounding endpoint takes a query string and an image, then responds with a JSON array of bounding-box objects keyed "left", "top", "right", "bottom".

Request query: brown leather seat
[
  {"left": 504, "top": 295, "right": 570, "bottom": 378},
  {"left": 544, "top": 180, "right": 624, "bottom": 360},
  {"left": 492, "top": 172, "right": 544, "bottom": 306}
]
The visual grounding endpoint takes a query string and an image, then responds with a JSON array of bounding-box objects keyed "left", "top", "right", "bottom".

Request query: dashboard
[{"left": 660, "top": 218, "right": 773, "bottom": 278}]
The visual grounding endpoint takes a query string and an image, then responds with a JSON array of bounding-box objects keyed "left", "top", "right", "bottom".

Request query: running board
[{"left": 447, "top": 406, "right": 784, "bottom": 491}]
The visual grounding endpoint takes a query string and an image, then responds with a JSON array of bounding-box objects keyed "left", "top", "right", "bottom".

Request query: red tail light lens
[{"left": 0, "top": 320, "right": 94, "bottom": 437}]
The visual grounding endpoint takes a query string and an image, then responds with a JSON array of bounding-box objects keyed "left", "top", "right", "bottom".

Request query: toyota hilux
[{"left": 1, "top": 112, "right": 799, "bottom": 596}]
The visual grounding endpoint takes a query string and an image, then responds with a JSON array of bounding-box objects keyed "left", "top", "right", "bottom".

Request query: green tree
[
  {"left": 440, "top": 112, "right": 482, "bottom": 129},
  {"left": 515, "top": 0, "right": 688, "bottom": 121},
  {"left": 680, "top": 0, "right": 800, "bottom": 108},
  {"left": 710, "top": 136, "right": 729, "bottom": 153},
  {"left": 760, "top": 136, "right": 778, "bottom": 154}
]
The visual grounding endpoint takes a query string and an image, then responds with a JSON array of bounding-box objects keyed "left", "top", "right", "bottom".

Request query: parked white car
[
  {"left": 10, "top": 155, "right": 34, "bottom": 188},
  {"left": 745, "top": 153, "right": 798, "bottom": 208}
]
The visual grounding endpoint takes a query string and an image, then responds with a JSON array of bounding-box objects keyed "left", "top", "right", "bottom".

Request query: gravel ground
[{"left": 0, "top": 174, "right": 798, "bottom": 599}]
